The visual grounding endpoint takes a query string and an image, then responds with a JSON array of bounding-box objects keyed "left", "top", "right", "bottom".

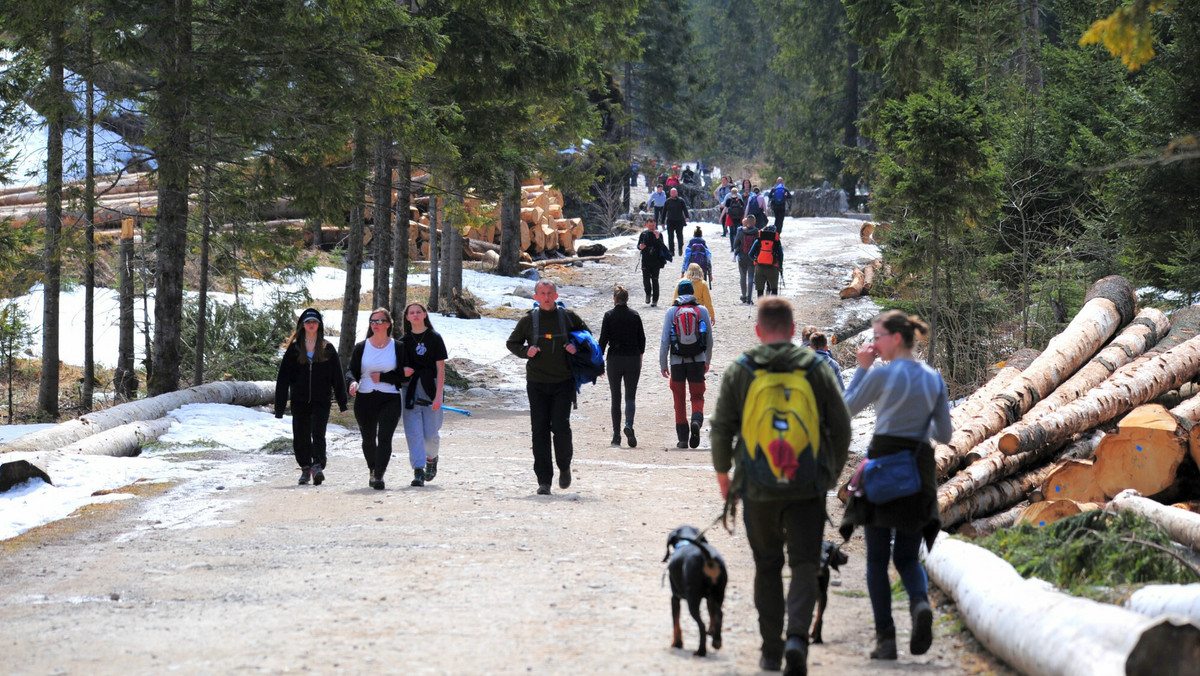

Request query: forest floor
[{"left": 0, "top": 215, "right": 1017, "bottom": 675}]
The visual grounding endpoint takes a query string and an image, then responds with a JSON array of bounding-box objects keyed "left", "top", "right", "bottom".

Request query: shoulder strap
[{"left": 556, "top": 307, "right": 569, "bottom": 339}]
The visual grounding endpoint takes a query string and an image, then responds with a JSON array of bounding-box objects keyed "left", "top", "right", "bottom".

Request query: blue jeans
[
  {"left": 864, "top": 525, "right": 928, "bottom": 635},
  {"left": 401, "top": 383, "right": 444, "bottom": 470}
]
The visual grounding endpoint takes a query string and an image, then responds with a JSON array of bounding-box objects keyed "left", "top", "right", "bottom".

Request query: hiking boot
[
  {"left": 759, "top": 654, "right": 782, "bottom": 671},
  {"left": 311, "top": 465, "right": 324, "bottom": 486},
  {"left": 559, "top": 466, "right": 572, "bottom": 489},
  {"left": 645, "top": 293, "right": 651, "bottom": 305},
  {"left": 611, "top": 432, "right": 621, "bottom": 446},
  {"left": 298, "top": 466, "right": 311, "bottom": 485},
  {"left": 537, "top": 484, "right": 551, "bottom": 495},
  {"left": 870, "top": 629, "right": 897, "bottom": 660},
  {"left": 911, "top": 599, "right": 933, "bottom": 655},
  {"left": 784, "top": 636, "right": 808, "bottom": 676},
  {"left": 411, "top": 467, "right": 426, "bottom": 487},
  {"left": 367, "top": 470, "right": 375, "bottom": 488},
  {"left": 424, "top": 457, "right": 438, "bottom": 482},
  {"left": 689, "top": 414, "right": 702, "bottom": 449},
  {"left": 373, "top": 472, "right": 386, "bottom": 490},
  {"left": 624, "top": 426, "right": 637, "bottom": 448},
  {"left": 675, "top": 423, "right": 690, "bottom": 449}
]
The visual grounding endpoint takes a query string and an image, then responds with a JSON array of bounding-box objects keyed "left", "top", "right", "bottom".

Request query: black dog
[
  {"left": 664, "top": 525, "right": 727, "bottom": 657},
  {"left": 810, "top": 540, "right": 849, "bottom": 644}
]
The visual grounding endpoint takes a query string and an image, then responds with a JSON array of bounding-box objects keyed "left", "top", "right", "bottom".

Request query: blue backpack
[{"left": 770, "top": 185, "right": 788, "bottom": 206}]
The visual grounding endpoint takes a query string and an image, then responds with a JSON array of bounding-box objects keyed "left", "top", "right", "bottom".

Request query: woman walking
[
  {"left": 348, "top": 308, "right": 407, "bottom": 490},
  {"left": 841, "top": 311, "right": 952, "bottom": 660},
  {"left": 274, "top": 308, "right": 348, "bottom": 485},
  {"left": 598, "top": 285, "right": 646, "bottom": 448},
  {"left": 399, "top": 302, "right": 448, "bottom": 487}
]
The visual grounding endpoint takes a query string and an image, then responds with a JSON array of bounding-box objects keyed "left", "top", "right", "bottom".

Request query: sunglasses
[{"left": 369, "top": 318, "right": 389, "bottom": 325}]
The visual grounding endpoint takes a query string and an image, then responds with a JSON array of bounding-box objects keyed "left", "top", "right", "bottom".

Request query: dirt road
[{"left": 0, "top": 218, "right": 1013, "bottom": 675}]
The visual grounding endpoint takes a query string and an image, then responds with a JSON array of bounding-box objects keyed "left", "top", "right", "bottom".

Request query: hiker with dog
[
  {"left": 347, "top": 307, "right": 407, "bottom": 490},
  {"left": 671, "top": 263, "right": 715, "bottom": 326},
  {"left": 733, "top": 215, "right": 760, "bottom": 305},
  {"left": 636, "top": 219, "right": 670, "bottom": 306},
  {"left": 680, "top": 226, "right": 713, "bottom": 285},
  {"left": 397, "top": 301, "right": 447, "bottom": 487},
  {"left": 709, "top": 297, "right": 851, "bottom": 676},
  {"left": 598, "top": 285, "right": 646, "bottom": 448},
  {"left": 504, "top": 280, "right": 590, "bottom": 495},
  {"left": 840, "top": 310, "right": 952, "bottom": 661},
  {"left": 660, "top": 280, "right": 714, "bottom": 449},
  {"left": 662, "top": 187, "right": 690, "bottom": 256},
  {"left": 274, "top": 307, "right": 349, "bottom": 487},
  {"left": 748, "top": 225, "right": 784, "bottom": 298}
]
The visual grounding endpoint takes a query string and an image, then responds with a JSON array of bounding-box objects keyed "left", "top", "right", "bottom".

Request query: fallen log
[
  {"left": 859, "top": 221, "right": 875, "bottom": 244},
  {"left": 1125, "top": 585, "right": 1200, "bottom": 625},
  {"left": 1039, "top": 459, "right": 1107, "bottom": 503},
  {"left": 59, "top": 418, "right": 175, "bottom": 457},
  {"left": 998, "top": 306, "right": 1200, "bottom": 456},
  {"left": 839, "top": 267, "right": 865, "bottom": 299},
  {"left": 1109, "top": 488, "right": 1200, "bottom": 552},
  {"left": 0, "top": 381, "right": 274, "bottom": 455},
  {"left": 934, "top": 276, "right": 1137, "bottom": 476},
  {"left": 958, "top": 502, "right": 1028, "bottom": 538},
  {"left": 1029, "top": 431, "right": 1108, "bottom": 502},
  {"left": 531, "top": 255, "right": 607, "bottom": 268},
  {"left": 0, "top": 453, "right": 55, "bottom": 492},
  {"left": 1092, "top": 404, "right": 1191, "bottom": 499},
  {"left": 861, "top": 259, "right": 878, "bottom": 295},
  {"left": 1156, "top": 380, "right": 1200, "bottom": 409},
  {"left": 940, "top": 461, "right": 1060, "bottom": 529},
  {"left": 924, "top": 533, "right": 1200, "bottom": 676}
]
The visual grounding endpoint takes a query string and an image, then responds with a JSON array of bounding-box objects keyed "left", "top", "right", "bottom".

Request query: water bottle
[{"left": 700, "top": 320, "right": 707, "bottom": 335}]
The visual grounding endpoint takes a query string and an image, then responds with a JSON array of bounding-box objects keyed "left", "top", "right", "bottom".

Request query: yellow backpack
[{"left": 737, "top": 355, "right": 824, "bottom": 497}]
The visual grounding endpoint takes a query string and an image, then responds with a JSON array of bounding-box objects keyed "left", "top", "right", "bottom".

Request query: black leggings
[
  {"left": 606, "top": 354, "right": 641, "bottom": 431},
  {"left": 290, "top": 400, "right": 331, "bottom": 470},
  {"left": 353, "top": 390, "right": 402, "bottom": 478}
]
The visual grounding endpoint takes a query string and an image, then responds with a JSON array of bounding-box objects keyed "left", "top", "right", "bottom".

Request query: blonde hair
[{"left": 685, "top": 264, "right": 704, "bottom": 283}]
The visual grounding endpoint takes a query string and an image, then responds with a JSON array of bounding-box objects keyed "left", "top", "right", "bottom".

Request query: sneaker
[
  {"left": 424, "top": 457, "right": 438, "bottom": 482},
  {"left": 911, "top": 599, "right": 933, "bottom": 655},
  {"left": 298, "top": 466, "right": 311, "bottom": 485},
  {"left": 870, "top": 631, "right": 897, "bottom": 660},
  {"left": 645, "top": 294, "right": 651, "bottom": 305},
  {"left": 537, "top": 484, "right": 551, "bottom": 495},
  {"left": 558, "top": 466, "right": 572, "bottom": 489},
  {"left": 624, "top": 426, "right": 637, "bottom": 448},
  {"left": 784, "top": 636, "right": 808, "bottom": 676},
  {"left": 311, "top": 465, "right": 325, "bottom": 486},
  {"left": 611, "top": 432, "right": 621, "bottom": 446},
  {"left": 411, "top": 467, "right": 426, "bottom": 487},
  {"left": 689, "top": 419, "right": 701, "bottom": 449}
]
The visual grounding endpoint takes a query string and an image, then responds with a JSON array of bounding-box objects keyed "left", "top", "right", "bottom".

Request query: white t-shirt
[{"left": 358, "top": 339, "right": 399, "bottom": 394}]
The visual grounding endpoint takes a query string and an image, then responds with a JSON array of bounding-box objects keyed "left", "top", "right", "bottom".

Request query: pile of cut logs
[
  {"left": 923, "top": 275, "right": 1200, "bottom": 538},
  {"left": 0, "top": 173, "right": 161, "bottom": 243},
  {"left": 840, "top": 258, "right": 885, "bottom": 299}
]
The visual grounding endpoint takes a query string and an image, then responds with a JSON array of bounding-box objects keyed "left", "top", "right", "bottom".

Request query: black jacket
[
  {"left": 274, "top": 342, "right": 349, "bottom": 416},
  {"left": 599, "top": 305, "right": 646, "bottom": 357},
  {"left": 662, "top": 196, "right": 690, "bottom": 223},
  {"left": 637, "top": 229, "right": 668, "bottom": 271},
  {"left": 347, "top": 339, "right": 408, "bottom": 391}
]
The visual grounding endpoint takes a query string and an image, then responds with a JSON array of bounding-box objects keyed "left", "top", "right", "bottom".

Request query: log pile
[
  {"left": 839, "top": 258, "right": 884, "bottom": 299},
  {"left": 928, "top": 276, "right": 1200, "bottom": 539}
]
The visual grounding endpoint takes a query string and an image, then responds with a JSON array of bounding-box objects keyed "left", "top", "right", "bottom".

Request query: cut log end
[
  {"left": 1083, "top": 275, "right": 1137, "bottom": 327},
  {"left": 1125, "top": 617, "right": 1200, "bottom": 676}
]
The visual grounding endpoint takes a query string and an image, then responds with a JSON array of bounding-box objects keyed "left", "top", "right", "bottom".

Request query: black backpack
[{"left": 726, "top": 198, "right": 745, "bottom": 223}]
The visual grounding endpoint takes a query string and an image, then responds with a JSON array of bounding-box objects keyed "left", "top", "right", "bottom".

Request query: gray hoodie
[{"left": 659, "top": 296, "right": 714, "bottom": 370}]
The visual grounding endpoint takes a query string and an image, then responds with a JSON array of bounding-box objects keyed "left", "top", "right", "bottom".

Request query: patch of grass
[
  {"left": 260, "top": 437, "right": 294, "bottom": 455},
  {"left": 975, "top": 510, "right": 1200, "bottom": 601},
  {"left": 833, "top": 589, "right": 867, "bottom": 598}
]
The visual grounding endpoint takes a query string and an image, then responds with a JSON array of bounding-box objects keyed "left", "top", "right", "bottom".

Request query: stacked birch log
[
  {"left": 0, "top": 172, "right": 160, "bottom": 243},
  {"left": 931, "top": 275, "right": 1200, "bottom": 538}
]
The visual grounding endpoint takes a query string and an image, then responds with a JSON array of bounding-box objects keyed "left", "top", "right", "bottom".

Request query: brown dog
[
  {"left": 664, "top": 526, "right": 727, "bottom": 657},
  {"left": 810, "top": 540, "right": 848, "bottom": 644}
]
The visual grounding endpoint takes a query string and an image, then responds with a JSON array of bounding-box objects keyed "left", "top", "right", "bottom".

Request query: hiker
[
  {"left": 840, "top": 311, "right": 952, "bottom": 661},
  {"left": 749, "top": 225, "right": 784, "bottom": 297},
  {"left": 710, "top": 297, "right": 851, "bottom": 676},
  {"left": 800, "top": 325, "right": 818, "bottom": 347},
  {"left": 662, "top": 187, "right": 690, "bottom": 256},
  {"left": 274, "top": 307, "right": 348, "bottom": 486},
  {"left": 680, "top": 226, "right": 713, "bottom": 284},
  {"left": 630, "top": 158, "right": 640, "bottom": 188},
  {"left": 746, "top": 185, "right": 768, "bottom": 232},
  {"left": 398, "top": 301, "right": 448, "bottom": 487},
  {"left": 660, "top": 280, "right": 714, "bottom": 449},
  {"left": 768, "top": 177, "right": 791, "bottom": 232},
  {"left": 722, "top": 187, "right": 747, "bottom": 247},
  {"left": 598, "top": 285, "right": 646, "bottom": 448},
  {"left": 665, "top": 164, "right": 681, "bottom": 189},
  {"left": 648, "top": 184, "right": 668, "bottom": 228},
  {"left": 636, "top": 219, "right": 670, "bottom": 306},
  {"left": 672, "top": 263, "right": 716, "bottom": 325},
  {"left": 504, "top": 280, "right": 590, "bottom": 495},
  {"left": 348, "top": 307, "right": 407, "bottom": 490},
  {"left": 733, "top": 215, "right": 760, "bottom": 305},
  {"left": 809, "top": 331, "right": 843, "bottom": 392},
  {"left": 713, "top": 175, "right": 732, "bottom": 217}
]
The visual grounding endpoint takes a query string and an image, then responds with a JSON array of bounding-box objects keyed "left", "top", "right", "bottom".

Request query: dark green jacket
[
  {"left": 710, "top": 341, "right": 851, "bottom": 501},
  {"left": 505, "top": 307, "right": 589, "bottom": 384}
]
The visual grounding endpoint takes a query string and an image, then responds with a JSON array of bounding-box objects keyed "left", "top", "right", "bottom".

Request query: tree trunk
[
  {"left": 390, "top": 153, "right": 411, "bottom": 323},
  {"left": 1173, "top": 392, "right": 1200, "bottom": 469},
  {"left": 1109, "top": 488, "right": 1200, "bottom": 552},
  {"left": 499, "top": 169, "right": 523, "bottom": 276},
  {"left": 0, "top": 381, "right": 273, "bottom": 455},
  {"left": 840, "top": 40, "right": 859, "bottom": 197},
  {"left": 1018, "top": 499, "right": 1103, "bottom": 527},
  {"left": 82, "top": 54, "right": 95, "bottom": 412},
  {"left": 195, "top": 133, "right": 214, "bottom": 387},
  {"left": 1126, "top": 585, "right": 1200, "bottom": 624},
  {"left": 940, "top": 461, "right": 1059, "bottom": 528},
  {"left": 958, "top": 502, "right": 1027, "bottom": 538},
  {"left": 1038, "top": 459, "right": 1107, "bottom": 503},
  {"left": 338, "top": 129, "right": 369, "bottom": 365},
  {"left": 115, "top": 219, "right": 138, "bottom": 400},
  {"left": 1091, "top": 404, "right": 1190, "bottom": 499},
  {"left": 924, "top": 534, "right": 1200, "bottom": 676},
  {"left": 148, "top": 0, "right": 193, "bottom": 396},
  {"left": 37, "top": 20, "right": 66, "bottom": 420},
  {"left": 934, "top": 276, "right": 1137, "bottom": 476},
  {"left": 440, "top": 183, "right": 463, "bottom": 310},
  {"left": 998, "top": 308, "right": 1200, "bottom": 456},
  {"left": 428, "top": 194, "right": 440, "bottom": 313},
  {"left": 59, "top": 418, "right": 174, "bottom": 457},
  {"left": 372, "top": 137, "right": 393, "bottom": 309}
]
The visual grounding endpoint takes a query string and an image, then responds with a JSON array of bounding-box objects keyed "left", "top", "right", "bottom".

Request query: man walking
[
  {"left": 661, "top": 280, "right": 713, "bottom": 449},
  {"left": 662, "top": 187, "right": 690, "bottom": 256},
  {"left": 648, "top": 184, "right": 668, "bottom": 228},
  {"left": 749, "top": 226, "right": 783, "bottom": 298},
  {"left": 710, "top": 297, "right": 851, "bottom": 676},
  {"left": 505, "top": 281, "right": 589, "bottom": 495},
  {"left": 768, "top": 177, "right": 791, "bottom": 233},
  {"left": 734, "top": 215, "right": 760, "bottom": 305}
]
